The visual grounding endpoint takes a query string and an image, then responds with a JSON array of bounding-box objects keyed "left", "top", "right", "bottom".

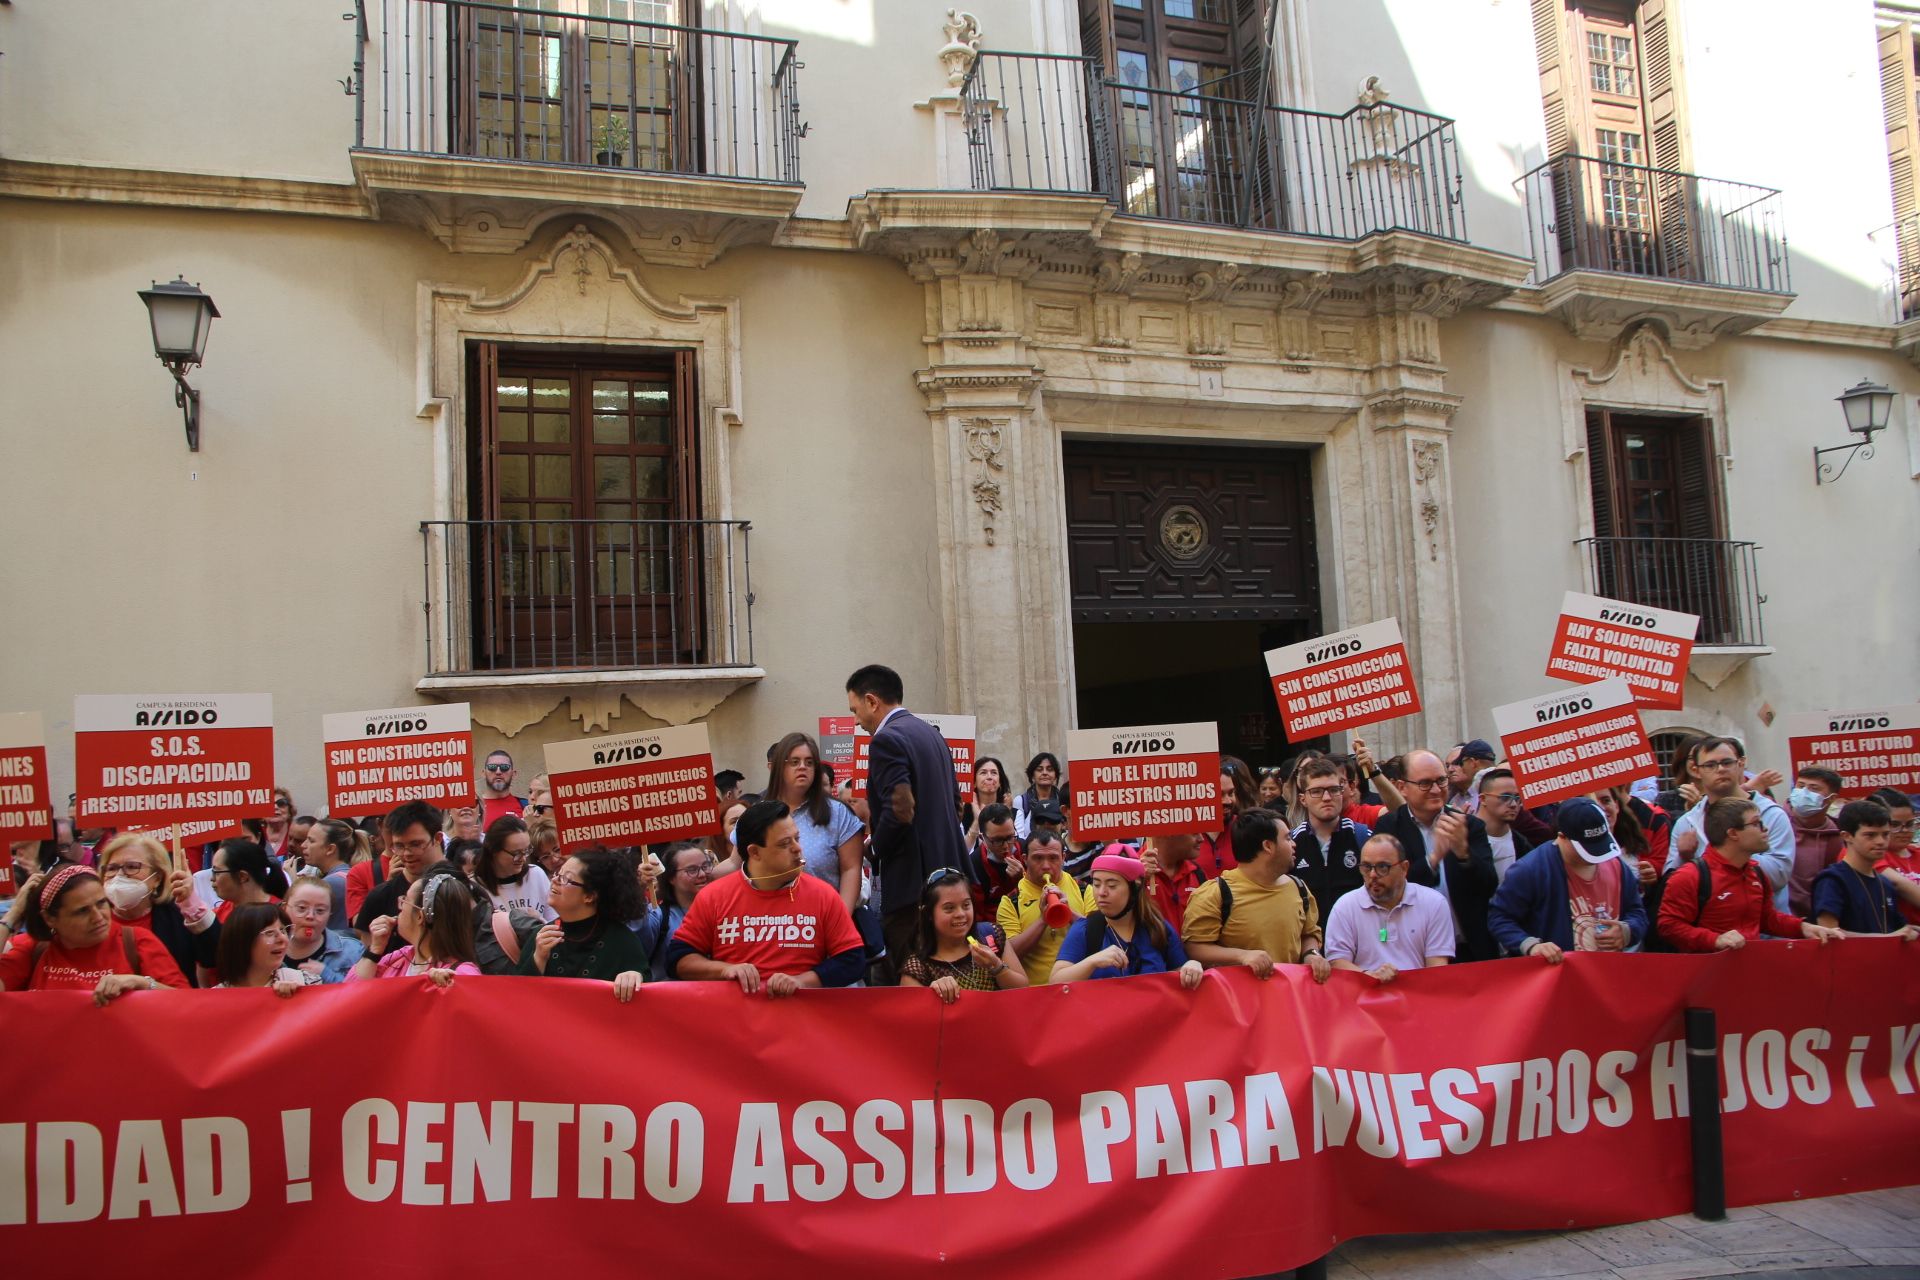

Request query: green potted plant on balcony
[{"left": 594, "top": 116, "right": 631, "bottom": 167}]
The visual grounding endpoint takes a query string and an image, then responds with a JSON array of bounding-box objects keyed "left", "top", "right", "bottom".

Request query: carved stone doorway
[{"left": 1063, "top": 440, "right": 1323, "bottom": 765}]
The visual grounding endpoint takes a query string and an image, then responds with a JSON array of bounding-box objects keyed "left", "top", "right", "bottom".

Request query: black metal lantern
[
  {"left": 137, "top": 277, "right": 219, "bottom": 451},
  {"left": 1814, "top": 379, "right": 1893, "bottom": 484}
]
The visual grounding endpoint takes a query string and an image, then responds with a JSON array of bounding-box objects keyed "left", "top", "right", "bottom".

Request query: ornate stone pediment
[{"left": 352, "top": 151, "right": 802, "bottom": 266}]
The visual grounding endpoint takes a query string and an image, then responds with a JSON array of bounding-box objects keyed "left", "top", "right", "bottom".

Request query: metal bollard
[{"left": 1685, "top": 1006, "right": 1727, "bottom": 1222}]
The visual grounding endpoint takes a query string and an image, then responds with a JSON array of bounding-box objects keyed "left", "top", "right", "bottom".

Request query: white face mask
[{"left": 103, "top": 876, "right": 152, "bottom": 911}]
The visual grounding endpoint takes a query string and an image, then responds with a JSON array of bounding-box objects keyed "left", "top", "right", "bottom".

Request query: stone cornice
[
  {"left": 0, "top": 158, "right": 370, "bottom": 219},
  {"left": 1528, "top": 270, "right": 1795, "bottom": 350}
]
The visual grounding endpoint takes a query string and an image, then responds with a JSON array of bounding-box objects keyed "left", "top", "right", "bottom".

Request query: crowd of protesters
[{"left": 4, "top": 664, "right": 1916, "bottom": 1005}]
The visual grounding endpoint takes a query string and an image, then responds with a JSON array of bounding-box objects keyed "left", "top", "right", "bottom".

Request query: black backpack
[{"left": 1640, "top": 855, "right": 1717, "bottom": 953}]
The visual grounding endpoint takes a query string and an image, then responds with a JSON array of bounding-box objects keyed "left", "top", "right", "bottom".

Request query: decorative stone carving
[
  {"left": 1411, "top": 439, "right": 1445, "bottom": 562},
  {"left": 963, "top": 418, "right": 1008, "bottom": 545},
  {"left": 939, "top": 10, "right": 982, "bottom": 89}
]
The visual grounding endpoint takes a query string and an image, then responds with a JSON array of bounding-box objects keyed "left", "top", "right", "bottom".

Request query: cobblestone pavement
[{"left": 1325, "top": 1186, "right": 1920, "bottom": 1280}]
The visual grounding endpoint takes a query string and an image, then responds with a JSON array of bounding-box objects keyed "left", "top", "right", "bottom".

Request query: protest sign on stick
[
  {"left": 1067, "top": 722, "right": 1221, "bottom": 842},
  {"left": 323, "top": 703, "right": 475, "bottom": 819},
  {"left": 1266, "top": 619, "right": 1420, "bottom": 739},
  {"left": 1493, "top": 678, "right": 1657, "bottom": 807},
  {"left": 1785, "top": 705, "right": 1920, "bottom": 798},
  {"left": 1544, "top": 591, "right": 1697, "bottom": 710},
  {"left": 75, "top": 694, "right": 275, "bottom": 829},
  {"left": 545, "top": 723, "right": 719, "bottom": 851},
  {"left": 848, "top": 714, "right": 977, "bottom": 802}
]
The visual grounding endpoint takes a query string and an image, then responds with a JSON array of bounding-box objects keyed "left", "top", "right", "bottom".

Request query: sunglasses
[
  {"left": 926, "top": 867, "right": 966, "bottom": 886},
  {"left": 484, "top": 763, "right": 513, "bottom": 773}
]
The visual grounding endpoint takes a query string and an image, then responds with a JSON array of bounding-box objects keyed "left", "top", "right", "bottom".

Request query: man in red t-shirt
[
  {"left": 1657, "top": 797, "right": 1844, "bottom": 952},
  {"left": 478, "top": 750, "right": 526, "bottom": 830},
  {"left": 1867, "top": 789, "right": 1920, "bottom": 926},
  {"left": 670, "top": 800, "right": 865, "bottom": 996}
]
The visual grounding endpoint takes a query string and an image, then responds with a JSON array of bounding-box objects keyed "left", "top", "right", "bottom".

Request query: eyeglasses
[
  {"left": 273, "top": 799, "right": 293, "bottom": 811},
  {"left": 678, "top": 857, "right": 718, "bottom": 876},
  {"left": 1359, "top": 862, "right": 1402, "bottom": 877},
  {"left": 210, "top": 866, "right": 240, "bottom": 878},
  {"left": 1740, "top": 817, "right": 1768, "bottom": 831},
  {"left": 1483, "top": 792, "right": 1522, "bottom": 805},
  {"left": 527, "top": 805, "right": 551, "bottom": 816},
  {"left": 389, "top": 838, "right": 435, "bottom": 854},
  {"left": 1303, "top": 786, "right": 1345, "bottom": 799},
  {"left": 256, "top": 927, "right": 289, "bottom": 944},
  {"left": 926, "top": 867, "right": 965, "bottom": 886},
  {"left": 1403, "top": 777, "right": 1447, "bottom": 791},
  {"left": 484, "top": 763, "right": 513, "bottom": 773},
  {"left": 101, "top": 862, "right": 154, "bottom": 878},
  {"left": 1697, "top": 757, "right": 1742, "bottom": 771},
  {"left": 983, "top": 834, "right": 1019, "bottom": 847}
]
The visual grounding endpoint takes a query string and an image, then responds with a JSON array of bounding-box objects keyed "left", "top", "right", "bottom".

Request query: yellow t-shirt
[
  {"left": 996, "top": 873, "right": 1095, "bottom": 984},
  {"left": 1179, "top": 867, "right": 1323, "bottom": 964}
]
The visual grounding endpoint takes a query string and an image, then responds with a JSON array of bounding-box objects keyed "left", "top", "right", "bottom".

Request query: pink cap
[{"left": 1089, "top": 845, "right": 1145, "bottom": 881}]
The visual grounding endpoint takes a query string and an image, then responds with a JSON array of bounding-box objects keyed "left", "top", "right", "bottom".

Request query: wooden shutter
[
  {"left": 1078, "top": 1, "right": 1121, "bottom": 199},
  {"left": 1638, "top": 0, "right": 1694, "bottom": 279},
  {"left": 1881, "top": 24, "right": 1920, "bottom": 316},
  {"left": 1585, "top": 408, "right": 1619, "bottom": 540},
  {"left": 1078, "top": 0, "right": 1117, "bottom": 68},
  {"left": 477, "top": 341, "right": 501, "bottom": 517},
  {"left": 1673, "top": 419, "right": 1719, "bottom": 540},
  {"left": 1533, "top": 0, "right": 1574, "bottom": 157},
  {"left": 1232, "top": 0, "right": 1279, "bottom": 228},
  {"left": 1672, "top": 418, "right": 1726, "bottom": 640},
  {"left": 671, "top": 349, "right": 703, "bottom": 659}
]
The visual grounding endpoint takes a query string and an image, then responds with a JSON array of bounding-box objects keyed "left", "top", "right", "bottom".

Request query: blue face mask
[{"left": 1787, "top": 787, "right": 1827, "bottom": 817}]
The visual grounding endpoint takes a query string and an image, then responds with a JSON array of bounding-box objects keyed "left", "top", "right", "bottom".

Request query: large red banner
[
  {"left": 1266, "top": 618, "right": 1421, "bottom": 739},
  {"left": 322, "top": 703, "right": 475, "bottom": 819},
  {"left": 1785, "top": 705, "right": 1920, "bottom": 799},
  {"left": 1544, "top": 591, "right": 1697, "bottom": 710},
  {"left": 73, "top": 694, "right": 276, "bottom": 829},
  {"left": 1493, "top": 678, "right": 1658, "bottom": 807},
  {"left": 3, "top": 942, "right": 1915, "bottom": 1279},
  {"left": 1066, "top": 721, "right": 1220, "bottom": 841}
]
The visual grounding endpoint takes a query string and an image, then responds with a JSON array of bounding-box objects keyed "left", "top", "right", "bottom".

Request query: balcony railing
[
  {"left": 1879, "top": 210, "right": 1920, "bottom": 320},
  {"left": 1518, "top": 155, "right": 1788, "bottom": 292},
  {"left": 960, "top": 51, "right": 1467, "bottom": 242},
  {"left": 421, "top": 518, "right": 754, "bottom": 676},
  {"left": 1576, "top": 536, "right": 1766, "bottom": 648},
  {"left": 354, "top": 0, "right": 801, "bottom": 184}
]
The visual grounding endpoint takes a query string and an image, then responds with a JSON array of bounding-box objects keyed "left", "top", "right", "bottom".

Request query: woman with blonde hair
[{"left": 93, "top": 832, "right": 220, "bottom": 986}]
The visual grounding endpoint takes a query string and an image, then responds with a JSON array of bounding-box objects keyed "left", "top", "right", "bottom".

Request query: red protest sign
[
  {"left": 544, "top": 722, "right": 719, "bottom": 850},
  {"left": 0, "top": 711, "right": 54, "bottom": 847},
  {"left": 1785, "top": 705, "right": 1920, "bottom": 799},
  {"left": 74, "top": 694, "right": 275, "bottom": 829},
  {"left": 1066, "top": 721, "right": 1220, "bottom": 842},
  {"left": 848, "top": 713, "right": 977, "bottom": 802},
  {"left": 1544, "top": 591, "right": 1696, "bottom": 710},
  {"left": 818, "top": 716, "right": 858, "bottom": 791},
  {"left": 1493, "top": 678, "right": 1657, "bottom": 807},
  {"left": 323, "top": 703, "right": 476, "bottom": 819},
  {"left": 1265, "top": 618, "right": 1420, "bottom": 739}
]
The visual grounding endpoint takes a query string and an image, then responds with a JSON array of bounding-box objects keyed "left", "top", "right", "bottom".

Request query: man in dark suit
[
  {"left": 846, "top": 664, "right": 967, "bottom": 978},
  {"left": 1372, "top": 748, "right": 1499, "bottom": 961}
]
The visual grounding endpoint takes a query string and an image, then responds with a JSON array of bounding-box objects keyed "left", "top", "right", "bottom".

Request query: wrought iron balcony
[
  {"left": 1881, "top": 211, "right": 1920, "bottom": 321},
  {"left": 353, "top": 0, "right": 801, "bottom": 184},
  {"left": 1518, "top": 155, "right": 1788, "bottom": 292},
  {"left": 420, "top": 517, "right": 754, "bottom": 675},
  {"left": 960, "top": 51, "right": 1466, "bottom": 242},
  {"left": 1576, "top": 536, "right": 1766, "bottom": 648}
]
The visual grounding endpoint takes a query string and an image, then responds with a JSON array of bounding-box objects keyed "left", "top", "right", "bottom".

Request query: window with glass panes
[
  {"left": 1086, "top": 0, "right": 1257, "bottom": 223},
  {"left": 460, "top": 0, "right": 693, "bottom": 172},
  {"left": 469, "top": 345, "right": 702, "bottom": 670}
]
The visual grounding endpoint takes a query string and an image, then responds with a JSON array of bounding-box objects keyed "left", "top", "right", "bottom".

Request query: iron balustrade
[
  {"left": 1518, "top": 155, "right": 1789, "bottom": 292},
  {"left": 1576, "top": 536, "right": 1766, "bottom": 648},
  {"left": 1881, "top": 210, "right": 1920, "bottom": 320},
  {"left": 960, "top": 51, "right": 1467, "bottom": 242},
  {"left": 354, "top": 0, "right": 801, "bottom": 183},
  {"left": 420, "top": 517, "right": 754, "bottom": 674}
]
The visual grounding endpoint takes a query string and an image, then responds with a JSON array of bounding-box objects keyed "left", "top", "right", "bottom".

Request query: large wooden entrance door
[
  {"left": 1063, "top": 440, "right": 1321, "bottom": 761},
  {"left": 1063, "top": 441, "right": 1318, "bottom": 624}
]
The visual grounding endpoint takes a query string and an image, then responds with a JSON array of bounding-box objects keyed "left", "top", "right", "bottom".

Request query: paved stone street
[{"left": 1327, "top": 1186, "right": 1920, "bottom": 1280}]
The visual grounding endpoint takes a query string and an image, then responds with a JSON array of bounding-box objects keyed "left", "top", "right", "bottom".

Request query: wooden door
[{"left": 1063, "top": 441, "right": 1319, "bottom": 624}]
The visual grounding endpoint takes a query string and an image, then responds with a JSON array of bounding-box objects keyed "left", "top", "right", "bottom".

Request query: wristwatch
[{"left": 1368, "top": 770, "right": 1384, "bottom": 780}]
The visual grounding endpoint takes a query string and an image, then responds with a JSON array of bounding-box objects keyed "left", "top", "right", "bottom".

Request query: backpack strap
[
  {"left": 27, "top": 939, "right": 49, "bottom": 986},
  {"left": 490, "top": 905, "right": 522, "bottom": 964},
  {"left": 119, "top": 924, "right": 143, "bottom": 976},
  {"left": 1218, "top": 875, "right": 1233, "bottom": 927},
  {"left": 1084, "top": 909, "right": 1106, "bottom": 953}
]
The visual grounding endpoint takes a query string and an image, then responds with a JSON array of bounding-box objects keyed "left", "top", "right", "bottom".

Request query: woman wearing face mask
[
  {"left": 93, "top": 833, "right": 219, "bottom": 987},
  {"left": 212, "top": 903, "right": 313, "bottom": 995},
  {"left": 0, "top": 866, "right": 190, "bottom": 999},
  {"left": 351, "top": 871, "right": 481, "bottom": 986},
  {"left": 519, "top": 847, "right": 649, "bottom": 1001},
  {"left": 1050, "top": 848, "right": 1204, "bottom": 988},
  {"left": 898, "top": 867, "right": 1026, "bottom": 1003},
  {"left": 281, "top": 876, "right": 365, "bottom": 984},
  {"left": 472, "top": 815, "right": 555, "bottom": 921},
  {"left": 207, "top": 839, "right": 290, "bottom": 921},
  {"left": 1785, "top": 767, "right": 1847, "bottom": 918}
]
